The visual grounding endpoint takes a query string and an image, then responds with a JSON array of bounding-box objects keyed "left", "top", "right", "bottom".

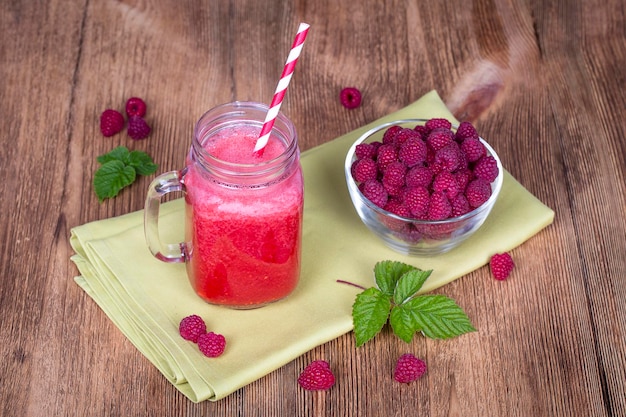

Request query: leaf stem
[{"left": 336, "top": 279, "right": 367, "bottom": 291}]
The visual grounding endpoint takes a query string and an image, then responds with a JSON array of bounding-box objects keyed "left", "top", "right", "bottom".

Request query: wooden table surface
[{"left": 2, "top": 0, "right": 625, "bottom": 415}]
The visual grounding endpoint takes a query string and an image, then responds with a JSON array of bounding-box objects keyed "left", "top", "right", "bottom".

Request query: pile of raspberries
[{"left": 351, "top": 118, "right": 499, "bottom": 224}]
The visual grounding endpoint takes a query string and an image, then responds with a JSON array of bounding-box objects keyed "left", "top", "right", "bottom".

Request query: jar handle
[{"left": 144, "top": 169, "right": 188, "bottom": 263}]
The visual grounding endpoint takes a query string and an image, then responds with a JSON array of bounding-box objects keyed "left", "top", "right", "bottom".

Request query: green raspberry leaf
[
  {"left": 389, "top": 305, "right": 416, "bottom": 343},
  {"left": 393, "top": 269, "right": 432, "bottom": 305},
  {"left": 93, "top": 146, "right": 158, "bottom": 202},
  {"left": 402, "top": 295, "right": 476, "bottom": 339},
  {"left": 352, "top": 287, "right": 391, "bottom": 347},
  {"left": 94, "top": 160, "right": 136, "bottom": 202},
  {"left": 346, "top": 260, "right": 476, "bottom": 347},
  {"left": 128, "top": 150, "right": 158, "bottom": 175},
  {"left": 374, "top": 260, "right": 417, "bottom": 297},
  {"left": 97, "top": 146, "right": 130, "bottom": 165}
]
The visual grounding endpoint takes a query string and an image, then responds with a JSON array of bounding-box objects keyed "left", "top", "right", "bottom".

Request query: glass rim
[{"left": 192, "top": 101, "right": 299, "bottom": 174}]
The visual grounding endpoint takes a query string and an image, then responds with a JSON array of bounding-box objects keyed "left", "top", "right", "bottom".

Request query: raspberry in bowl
[{"left": 344, "top": 118, "right": 503, "bottom": 255}]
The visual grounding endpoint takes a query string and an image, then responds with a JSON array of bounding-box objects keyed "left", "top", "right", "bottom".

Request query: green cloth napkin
[{"left": 70, "top": 90, "right": 554, "bottom": 402}]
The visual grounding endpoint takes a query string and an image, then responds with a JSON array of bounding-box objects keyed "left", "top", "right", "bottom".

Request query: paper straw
[{"left": 254, "top": 22, "right": 310, "bottom": 154}]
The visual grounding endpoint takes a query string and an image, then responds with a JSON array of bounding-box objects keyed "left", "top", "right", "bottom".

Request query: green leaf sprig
[
  {"left": 94, "top": 146, "right": 158, "bottom": 202},
  {"left": 347, "top": 260, "right": 476, "bottom": 347}
]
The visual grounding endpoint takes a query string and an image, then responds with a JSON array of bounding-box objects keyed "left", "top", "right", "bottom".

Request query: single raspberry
[
  {"left": 351, "top": 158, "right": 378, "bottom": 183},
  {"left": 455, "top": 121, "right": 479, "bottom": 141},
  {"left": 404, "top": 186, "right": 430, "bottom": 218},
  {"left": 427, "top": 192, "right": 452, "bottom": 220},
  {"left": 394, "top": 225, "right": 423, "bottom": 244},
  {"left": 394, "top": 354, "right": 427, "bottom": 384},
  {"left": 125, "top": 97, "right": 147, "bottom": 118},
  {"left": 473, "top": 155, "right": 499, "bottom": 182},
  {"left": 179, "top": 315, "right": 207, "bottom": 343},
  {"left": 460, "top": 137, "right": 486, "bottom": 162},
  {"left": 456, "top": 149, "right": 469, "bottom": 171},
  {"left": 355, "top": 143, "right": 378, "bottom": 160},
  {"left": 405, "top": 166, "right": 434, "bottom": 188},
  {"left": 465, "top": 178, "right": 492, "bottom": 208},
  {"left": 451, "top": 194, "right": 471, "bottom": 217},
  {"left": 425, "top": 118, "right": 452, "bottom": 132},
  {"left": 434, "top": 142, "right": 462, "bottom": 172},
  {"left": 426, "top": 127, "right": 454, "bottom": 151},
  {"left": 340, "top": 87, "right": 362, "bottom": 109},
  {"left": 384, "top": 199, "right": 411, "bottom": 218},
  {"left": 432, "top": 171, "right": 460, "bottom": 200},
  {"left": 127, "top": 115, "right": 151, "bottom": 140},
  {"left": 454, "top": 169, "right": 473, "bottom": 192},
  {"left": 382, "top": 161, "right": 407, "bottom": 194},
  {"left": 393, "top": 128, "right": 420, "bottom": 146},
  {"left": 490, "top": 252, "right": 515, "bottom": 280},
  {"left": 197, "top": 331, "right": 226, "bottom": 357},
  {"left": 380, "top": 198, "right": 408, "bottom": 231},
  {"left": 298, "top": 360, "right": 335, "bottom": 391},
  {"left": 360, "top": 179, "right": 388, "bottom": 208},
  {"left": 100, "top": 109, "right": 125, "bottom": 137},
  {"left": 399, "top": 137, "right": 428, "bottom": 167},
  {"left": 413, "top": 125, "right": 429, "bottom": 139},
  {"left": 376, "top": 144, "right": 399, "bottom": 172},
  {"left": 382, "top": 125, "right": 403, "bottom": 145}
]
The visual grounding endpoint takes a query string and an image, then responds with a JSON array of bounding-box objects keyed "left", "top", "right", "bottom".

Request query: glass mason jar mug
[{"left": 144, "top": 102, "right": 304, "bottom": 309}]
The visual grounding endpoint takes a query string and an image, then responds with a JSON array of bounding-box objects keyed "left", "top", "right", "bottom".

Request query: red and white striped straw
[{"left": 253, "top": 22, "right": 310, "bottom": 153}]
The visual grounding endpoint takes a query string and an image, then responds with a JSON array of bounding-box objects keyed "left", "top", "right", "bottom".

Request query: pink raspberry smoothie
[{"left": 183, "top": 125, "right": 303, "bottom": 308}]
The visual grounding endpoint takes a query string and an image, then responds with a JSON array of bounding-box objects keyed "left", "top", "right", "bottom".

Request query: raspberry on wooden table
[
  {"left": 394, "top": 354, "right": 427, "bottom": 384},
  {"left": 339, "top": 87, "right": 362, "bottom": 109},
  {"left": 127, "top": 115, "right": 151, "bottom": 140},
  {"left": 125, "top": 97, "right": 147, "bottom": 117},
  {"left": 100, "top": 109, "right": 125, "bottom": 137},
  {"left": 298, "top": 360, "right": 335, "bottom": 391}
]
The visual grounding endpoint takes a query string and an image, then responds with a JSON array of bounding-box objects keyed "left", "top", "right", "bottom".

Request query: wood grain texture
[{"left": 1, "top": 0, "right": 624, "bottom": 415}]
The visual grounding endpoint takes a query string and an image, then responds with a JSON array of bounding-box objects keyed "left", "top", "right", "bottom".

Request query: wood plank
[{"left": 0, "top": 0, "right": 624, "bottom": 415}]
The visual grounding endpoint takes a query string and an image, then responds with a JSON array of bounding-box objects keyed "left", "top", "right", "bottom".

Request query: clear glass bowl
[{"left": 344, "top": 119, "right": 503, "bottom": 256}]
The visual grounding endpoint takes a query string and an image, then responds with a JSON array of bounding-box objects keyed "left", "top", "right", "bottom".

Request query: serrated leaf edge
[
  {"left": 352, "top": 287, "right": 392, "bottom": 347},
  {"left": 402, "top": 295, "right": 476, "bottom": 339},
  {"left": 393, "top": 269, "right": 432, "bottom": 305}
]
